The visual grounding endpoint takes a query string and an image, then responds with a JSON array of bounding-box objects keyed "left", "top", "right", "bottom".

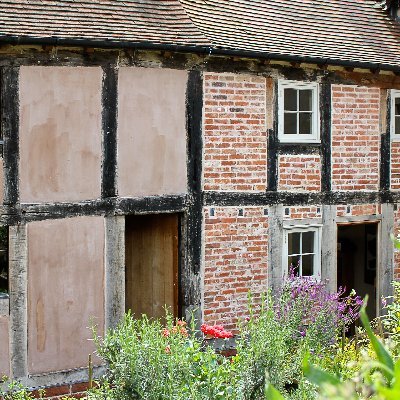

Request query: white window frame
[
  {"left": 282, "top": 225, "right": 322, "bottom": 278},
  {"left": 278, "top": 80, "right": 320, "bottom": 143},
  {"left": 391, "top": 89, "right": 400, "bottom": 140}
]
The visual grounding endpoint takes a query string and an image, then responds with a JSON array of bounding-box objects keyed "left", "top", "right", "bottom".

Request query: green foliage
[
  {"left": 299, "top": 298, "right": 400, "bottom": 400},
  {"left": 90, "top": 312, "right": 234, "bottom": 400},
  {"left": 0, "top": 379, "right": 76, "bottom": 400},
  {"left": 382, "top": 281, "right": 400, "bottom": 344}
]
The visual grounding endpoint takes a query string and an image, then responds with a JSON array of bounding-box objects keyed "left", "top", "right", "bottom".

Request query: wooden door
[{"left": 125, "top": 214, "right": 179, "bottom": 319}]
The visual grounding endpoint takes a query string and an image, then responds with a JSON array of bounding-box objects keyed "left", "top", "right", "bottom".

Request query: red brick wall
[
  {"left": 336, "top": 204, "right": 380, "bottom": 217},
  {"left": 391, "top": 142, "right": 400, "bottom": 190},
  {"left": 331, "top": 85, "right": 380, "bottom": 191},
  {"left": 278, "top": 155, "right": 321, "bottom": 192},
  {"left": 203, "top": 73, "right": 267, "bottom": 191},
  {"left": 20, "top": 382, "right": 90, "bottom": 400},
  {"left": 394, "top": 206, "right": 400, "bottom": 280},
  {"left": 283, "top": 206, "right": 321, "bottom": 220},
  {"left": 203, "top": 207, "right": 268, "bottom": 331}
]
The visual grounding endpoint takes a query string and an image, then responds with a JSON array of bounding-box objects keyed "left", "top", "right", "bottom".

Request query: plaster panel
[
  {"left": 19, "top": 66, "right": 102, "bottom": 203},
  {"left": 27, "top": 217, "right": 105, "bottom": 374},
  {"left": 0, "top": 316, "right": 10, "bottom": 377},
  {"left": 117, "top": 67, "right": 187, "bottom": 197}
]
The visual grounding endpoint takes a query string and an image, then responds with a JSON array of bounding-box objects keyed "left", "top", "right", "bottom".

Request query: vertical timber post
[
  {"left": 182, "top": 70, "right": 203, "bottom": 326},
  {"left": 104, "top": 216, "right": 125, "bottom": 331},
  {"left": 9, "top": 224, "right": 28, "bottom": 378}
]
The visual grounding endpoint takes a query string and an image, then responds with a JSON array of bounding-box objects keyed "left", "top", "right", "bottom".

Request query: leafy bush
[
  {"left": 89, "top": 274, "right": 361, "bottom": 400},
  {"left": 233, "top": 274, "right": 361, "bottom": 399},
  {"left": 91, "top": 313, "right": 234, "bottom": 400}
]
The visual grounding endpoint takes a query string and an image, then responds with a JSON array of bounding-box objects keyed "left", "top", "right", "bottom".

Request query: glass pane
[
  {"left": 395, "top": 98, "right": 400, "bottom": 115},
  {"left": 284, "top": 88, "right": 297, "bottom": 111},
  {"left": 395, "top": 116, "right": 400, "bottom": 135},
  {"left": 288, "top": 232, "right": 300, "bottom": 255},
  {"left": 302, "top": 254, "right": 314, "bottom": 276},
  {"left": 284, "top": 113, "right": 297, "bottom": 135},
  {"left": 302, "top": 231, "right": 314, "bottom": 253},
  {"left": 299, "top": 89, "right": 313, "bottom": 111},
  {"left": 299, "top": 112, "right": 312, "bottom": 135},
  {"left": 288, "top": 256, "right": 300, "bottom": 273}
]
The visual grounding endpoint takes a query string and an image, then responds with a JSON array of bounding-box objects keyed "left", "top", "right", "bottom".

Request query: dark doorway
[
  {"left": 337, "top": 222, "right": 378, "bottom": 319},
  {"left": 125, "top": 214, "right": 179, "bottom": 320}
]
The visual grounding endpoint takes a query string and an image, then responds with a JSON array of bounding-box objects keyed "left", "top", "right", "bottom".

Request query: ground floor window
[{"left": 283, "top": 226, "right": 321, "bottom": 277}]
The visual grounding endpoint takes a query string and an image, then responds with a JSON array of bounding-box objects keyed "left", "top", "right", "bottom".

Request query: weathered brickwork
[
  {"left": 394, "top": 206, "right": 400, "bottom": 280},
  {"left": 203, "top": 73, "right": 267, "bottom": 191},
  {"left": 336, "top": 204, "right": 381, "bottom": 217},
  {"left": 391, "top": 141, "right": 400, "bottom": 190},
  {"left": 278, "top": 155, "right": 321, "bottom": 192},
  {"left": 203, "top": 207, "right": 268, "bottom": 331},
  {"left": 283, "top": 206, "right": 321, "bottom": 220},
  {"left": 15, "top": 382, "right": 91, "bottom": 400},
  {"left": 331, "top": 85, "right": 380, "bottom": 191}
]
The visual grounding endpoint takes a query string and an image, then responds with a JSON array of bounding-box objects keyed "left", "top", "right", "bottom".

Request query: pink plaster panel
[
  {"left": 117, "top": 67, "right": 187, "bottom": 196},
  {"left": 19, "top": 66, "right": 102, "bottom": 203},
  {"left": 27, "top": 216, "right": 105, "bottom": 374},
  {"left": 0, "top": 316, "right": 10, "bottom": 377}
]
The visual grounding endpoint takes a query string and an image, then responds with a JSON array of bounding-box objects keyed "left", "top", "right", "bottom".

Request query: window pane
[
  {"left": 288, "top": 232, "right": 300, "bottom": 255},
  {"left": 302, "top": 254, "right": 314, "bottom": 276},
  {"left": 288, "top": 256, "right": 300, "bottom": 272},
  {"left": 395, "top": 98, "right": 400, "bottom": 116},
  {"left": 302, "top": 231, "right": 314, "bottom": 253},
  {"left": 299, "top": 89, "right": 313, "bottom": 111},
  {"left": 395, "top": 116, "right": 400, "bottom": 135},
  {"left": 284, "top": 113, "right": 297, "bottom": 135},
  {"left": 0, "top": 226, "right": 8, "bottom": 294},
  {"left": 284, "top": 88, "right": 297, "bottom": 111},
  {"left": 299, "top": 112, "right": 312, "bottom": 135}
]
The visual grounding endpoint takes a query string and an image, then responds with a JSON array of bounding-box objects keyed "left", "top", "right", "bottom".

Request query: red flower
[
  {"left": 201, "top": 324, "right": 233, "bottom": 339},
  {"left": 162, "top": 328, "right": 170, "bottom": 337}
]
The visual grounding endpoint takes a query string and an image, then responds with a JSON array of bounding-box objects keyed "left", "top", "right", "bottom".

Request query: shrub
[
  {"left": 91, "top": 313, "right": 234, "bottom": 400},
  {"left": 233, "top": 274, "right": 361, "bottom": 399}
]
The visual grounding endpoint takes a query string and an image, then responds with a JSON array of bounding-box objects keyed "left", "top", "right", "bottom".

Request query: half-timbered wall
[{"left": 0, "top": 47, "right": 398, "bottom": 393}]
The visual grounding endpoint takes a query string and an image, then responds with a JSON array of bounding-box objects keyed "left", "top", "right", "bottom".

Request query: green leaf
[
  {"left": 264, "top": 382, "right": 286, "bottom": 400},
  {"left": 359, "top": 295, "right": 394, "bottom": 382},
  {"left": 303, "top": 354, "right": 341, "bottom": 386},
  {"left": 391, "top": 233, "right": 400, "bottom": 250}
]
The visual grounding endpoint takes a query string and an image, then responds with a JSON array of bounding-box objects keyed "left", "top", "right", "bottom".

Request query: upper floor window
[
  {"left": 278, "top": 80, "right": 319, "bottom": 143},
  {"left": 283, "top": 226, "right": 321, "bottom": 278},
  {"left": 391, "top": 89, "right": 400, "bottom": 138}
]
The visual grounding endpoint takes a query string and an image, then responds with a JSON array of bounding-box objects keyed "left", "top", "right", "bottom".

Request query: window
[
  {"left": 0, "top": 226, "right": 8, "bottom": 296},
  {"left": 391, "top": 90, "right": 400, "bottom": 138},
  {"left": 278, "top": 80, "right": 319, "bottom": 143},
  {"left": 283, "top": 226, "right": 321, "bottom": 277}
]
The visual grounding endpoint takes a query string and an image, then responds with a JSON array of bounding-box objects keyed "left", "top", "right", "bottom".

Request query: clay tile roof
[
  {"left": 1, "top": 0, "right": 400, "bottom": 70},
  {"left": 0, "top": 0, "right": 210, "bottom": 46}
]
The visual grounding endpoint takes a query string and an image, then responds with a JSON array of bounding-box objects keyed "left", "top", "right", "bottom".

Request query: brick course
[
  {"left": 283, "top": 206, "right": 321, "bottom": 220},
  {"left": 394, "top": 206, "right": 400, "bottom": 280},
  {"left": 336, "top": 204, "right": 380, "bottom": 217},
  {"left": 203, "top": 73, "right": 267, "bottom": 191},
  {"left": 203, "top": 207, "right": 268, "bottom": 332},
  {"left": 391, "top": 141, "right": 400, "bottom": 190},
  {"left": 331, "top": 85, "right": 380, "bottom": 191},
  {"left": 278, "top": 155, "right": 321, "bottom": 192}
]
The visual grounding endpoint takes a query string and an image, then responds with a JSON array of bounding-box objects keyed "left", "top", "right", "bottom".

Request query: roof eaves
[{"left": 1, "top": 34, "right": 400, "bottom": 73}]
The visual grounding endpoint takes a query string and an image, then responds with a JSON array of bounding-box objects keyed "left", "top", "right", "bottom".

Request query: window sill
[
  {"left": 0, "top": 294, "right": 9, "bottom": 316},
  {"left": 279, "top": 138, "right": 320, "bottom": 144}
]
